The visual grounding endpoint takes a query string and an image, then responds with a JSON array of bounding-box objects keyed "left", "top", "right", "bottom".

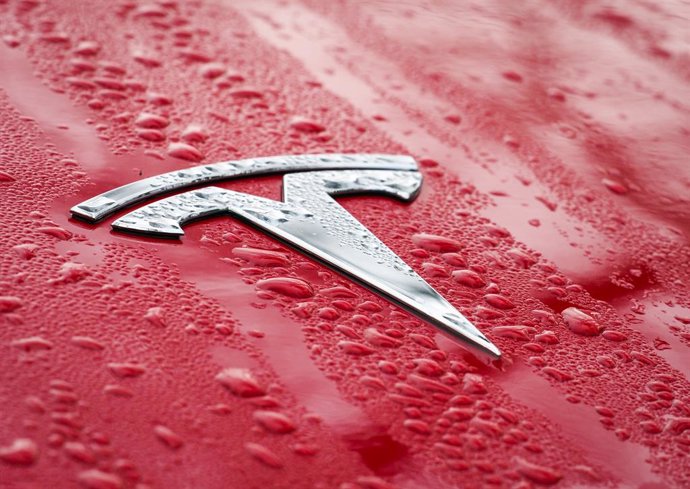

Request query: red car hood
[{"left": 1, "top": 1, "right": 689, "bottom": 488}]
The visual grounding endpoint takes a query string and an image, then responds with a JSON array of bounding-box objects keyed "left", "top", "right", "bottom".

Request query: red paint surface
[{"left": 1, "top": 1, "right": 689, "bottom": 488}]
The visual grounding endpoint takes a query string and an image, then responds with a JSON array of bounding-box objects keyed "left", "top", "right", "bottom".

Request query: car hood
[{"left": 0, "top": 1, "right": 689, "bottom": 488}]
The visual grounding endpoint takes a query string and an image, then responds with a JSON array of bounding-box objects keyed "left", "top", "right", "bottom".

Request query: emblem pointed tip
[
  {"left": 433, "top": 310, "right": 501, "bottom": 360},
  {"left": 462, "top": 331, "right": 501, "bottom": 361},
  {"left": 484, "top": 340, "right": 502, "bottom": 360}
]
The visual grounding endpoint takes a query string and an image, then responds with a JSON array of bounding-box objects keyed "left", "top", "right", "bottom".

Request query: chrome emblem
[{"left": 72, "top": 154, "right": 500, "bottom": 359}]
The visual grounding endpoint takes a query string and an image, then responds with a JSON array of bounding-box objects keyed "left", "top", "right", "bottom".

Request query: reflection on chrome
[{"left": 73, "top": 154, "right": 501, "bottom": 359}]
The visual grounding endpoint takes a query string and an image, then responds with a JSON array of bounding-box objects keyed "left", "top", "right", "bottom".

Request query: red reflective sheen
[{"left": 1, "top": 1, "right": 689, "bottom": 488}]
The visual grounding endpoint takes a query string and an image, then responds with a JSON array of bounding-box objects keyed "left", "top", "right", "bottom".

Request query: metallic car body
[{"left": 1, "top": 1, "right": 689, "bottom": 488}]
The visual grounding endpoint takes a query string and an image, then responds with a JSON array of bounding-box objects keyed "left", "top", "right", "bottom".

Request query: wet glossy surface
[{"left": 1, "top": 1, "right": 689, "bottom": 488}]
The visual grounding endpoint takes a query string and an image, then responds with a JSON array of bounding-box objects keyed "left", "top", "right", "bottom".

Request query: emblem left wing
[{"left": 72, "top": 154, "right": 500, "bottom": 359}]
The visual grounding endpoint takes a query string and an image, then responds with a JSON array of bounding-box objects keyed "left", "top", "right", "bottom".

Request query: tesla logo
[{"left": 72, "top": 154, "right": 500, "bottom": 359}]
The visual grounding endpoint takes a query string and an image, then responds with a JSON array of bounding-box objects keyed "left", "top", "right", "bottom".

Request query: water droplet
[
  {"left": 146, "top": 92, "right": 173, "bottom": 106},
  {"left": 484, "top": 293, "right": 515, "bottom": 309},
  {"left": 514, "top": 457, "right": 562, "bottom": 485},
  {"left": 411, "top": 233, "right": 462, "bottom": 252},
  {"left": 181, "top": 123, "right": 208, "bottom": 143},
  {"left": 602, "top": 330, "right": 627, "bottom": 342},
  {"left": 167, "top": 142, "right": 203, "bottom": 162},
  {"left": 289, "top": 116, "right": 326, "bottom": 133},
  {"left": 408, "top": 373, "right": 453, "bottom": 394},
  {"left": 107, "top": 362, "right": 146, "bottom": 378},
  {"left": 11, "top": 336, "right": 54, "bottom": 351},
  {"left": 665, "top": 416, "right": 690, "bottom": 436},
  {"left": 542, "top": 366, "right": 573, "bottom": 382},
  {"left": 74, "top": 40, "right": 100, "bottom": 56},
  {"left": 103, "top": 385, "right": 133, "bottom": 398},
  {"left": 93, "top": 77, "right": 126, "bottom": 91},
  {"left": 0, "top": 438, "right": 38, "bottom": 465},
  {"left": 640, "top": 420, "right": 662, "bottom": 434},
  {"left": 0, "top": 170, "right": 16, "bottom": 182},
  {"left": 199, "top": 62, "right": 226, "bottom": 79},
  {"left": 136, "top": 129, "right": 166, "bottom": 142},
  {"left": 535, "top": 330, "right": 559, "bottom": 344},
  {"left": 421, "top": 262, "right": 447, "bottom": 277},
  {"left": 561, "top": 307, "right": 601, "bottom": 336},
  {"left": 434, "top": 441, "right": 465, "bottom": 459},
  {"left": 463, "top": 374, "right": 487, "bottom": 394},
  {"left": 244, "top": 442, "right": 283, "bottom": 468},
  {"left": 51, "top": 262, "right": 91, "bottom": 284},
  {"left": 215, "top": 368, "right": 265, "bottom": 397},
  {"left": 363, "top": 328, "right": 402, "bottom": 348},
  {"left": 134, "top": 3, "right": 167, "bottom": 17},
  {"left": 602, "top": 178, "right": 629, "bottom": 195},
  {"left": 506, "top": 248, "right": 536, "bottom": 268},
  {"left": 338, "top": 341, "right": 375, "bottom": 356},
  {"left": 144, "top": 307, "right": 166, "bottom": 327},
  {"left": 70, "top": 336, "right": 105, "bottom": 350},
  {"left": 40, "top": 33, "right": 70, "bottom": 44},
  {"left": 502, "top": 71, "right": 523, "bottom": 83},
  {"left": 178, "top": 48, "right": 212, "bottom": 63},
  {"left": 229, "top": 87, "right": 264, "bottom": 98},
  {"left": 475, "top": 306, "right": 504, "bottom": 320},
  {"left": 153, "top": 425, "right": 184, "bottom": 449},
  {"left": 378, "top": 361, "right": 399, "bottom": 375},
  {"left": 256, "top": 277, "right": 313, "bottom": 298},
  {"left": 2, "top": 35, "right": 20, "bottom": 48},
  {"left": 412, "top": 358, "right": 444, "bottom": 377},
  {"left": 403, "top": 419, "right": 431, "bottom": 435},
  {"left": 253, "top": 411, "right": 296, "bottom": 434},
  {"left": 37, "top": 226, "right": 72, "bottom": 240},
  {"left": 409, "top": 333, "right": 436, "bottom": 349},
  {"left": 359, "top": 375, "right": 386, "bottom": 390},
  {"left": 0, "top": 296, "right": 23, "bottom": 313},
  {"left": 471, "top": 418, "right": 502, "bottom": 437},
  {"left": 64, "top": 441, "right": 96, "bottom": 463},
  {"left": 77, "top": 469, "right": 123, "bottom": 489},
  {"left": 232, "top": 247, "right": 289, "bottom": 267},
  {"left": 132, "top": 50, "right": 162, "bottom": 68},
  {"left": 449, "top": 395, "right": 474, "bottom": 406},
  {"left": 292, "top": 443, "right": 319, "bottom": 456},
  {"left": 492, "top": 325, "right": 532, "bottom": 341},
  {"left": 135, "top": 112, "right": 169, "bottom": 129},
  {"left": 452, "top": 269, "right": 486, "bottom": 288}
]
